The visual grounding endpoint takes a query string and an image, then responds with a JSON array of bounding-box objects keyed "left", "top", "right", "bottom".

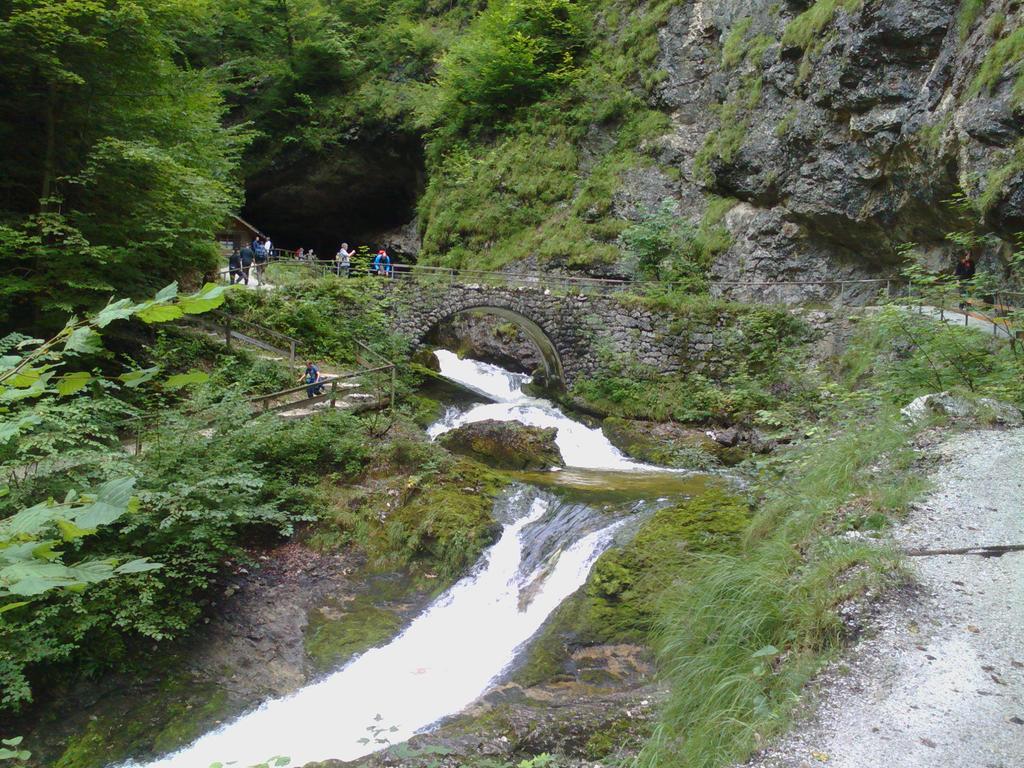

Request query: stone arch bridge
[{"left": 378, "top": 279, "right": 727, "bottom": 388}]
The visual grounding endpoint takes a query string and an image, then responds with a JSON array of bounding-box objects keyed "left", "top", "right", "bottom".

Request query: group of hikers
[
  {"left": 228, "top": 236, "right": 273, "bottom": 286},
  {"left": 228, "top": 237, "right": 396, "bottom": 285},
  {"left": 331, "top": 244, "right": 394, "bottom": 277}
]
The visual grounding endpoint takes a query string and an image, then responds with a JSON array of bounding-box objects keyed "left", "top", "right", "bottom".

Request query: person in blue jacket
[
  {"left": 302, "top": 361, "right": 323, "bottom": 398},
  {"left": 373, "top": 248, "right": 392, "bottom": 277}
]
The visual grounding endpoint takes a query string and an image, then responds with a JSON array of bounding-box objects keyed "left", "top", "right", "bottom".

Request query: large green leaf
[
  {"left": 0, "top": 374, "right": 50, "bottom": 402},
  {"left": 56, "top": 371, "right": 92, "bottom": 395},
  {"left": 0, "top": 414, "right": 41, "bottom": 443},
  {"left": 0, "top": 501, "right": 63, "bottom": 538},
  {"left": 119, "top": 366, "right": 160, "bottom": 388},
  {"left": 135, "top": 303, "right": 184, "bottom": 323},
  {"left": 165, "top": 370, "right": 209, "bottom": 390},
  {"left": 73, "top": 477, "right": 137, "bottom": 529},
  {"left": 64, "top": 327, "right": 103, "bottom": 355},
  {"left": 114, "top": 559, "right": 162, "bottom": 575},
  {"left": 178, "top": 283, "right": 226, "bottom": 315},
  {"left": 154, "top": 283, "right": 179, "bottom": 302},
  {"left": 94, "top": 298, "right": 138, "bottom": 328}
]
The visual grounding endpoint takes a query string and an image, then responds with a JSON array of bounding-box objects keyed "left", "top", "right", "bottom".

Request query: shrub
[{"left": 433, "top": 0, "right": 590, "bottom": 131}]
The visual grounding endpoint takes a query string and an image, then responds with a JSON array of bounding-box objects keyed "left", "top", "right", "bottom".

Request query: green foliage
[
  {"left": 986, "top": 11, "right": 1006, "bottom": 38},
  {"left": 969, "top": 19, "right": 1024, "bottom": 105},
  {"left": 693, "top": 75, "right": 763, "bottom": 183},
  {"left": 722, "top": 18, "right": 774, "bottom": 70},
  {"left": 638, "top": 414, "right": 912, "bottom": 768},
  {"left": 774, "top": 108, "right": 799, "bottom": 138},
  {"left": 0, "top": 1, "right": 246, "bottom": 329},
  {"left": 957, "top": 0, "right": 987, "bottom": 42},
  {"left": 226, "top": 278, "right": 406, "bottom": 367},
  {"left": 722, "top": 18, "right": 754, "bottom": 68},
  {"left": 0, "top": 736, "right": 30, "bottom": 763},
  {"left": 978, "top": 138, "right": 1024, "bottom": 213},
  {"left": 618, "top": 196, "right": 733, "bottom": 289},
  {"left": 0, "top": 284, "right": 379, "bottom": 713},
  {"left": 841, "top": 306, "right": 1024, "bottom": 405},
  {"left": 414, "top": 0, "right": 678, "bottom": 273},
  {"left": 781, "top": 0, "right": 863, "bottom": 51},
  {"left": 571, "top": 304, "right": 812, "bottom": 424},
  {"left": 432, "top": 0, "right": 590, "bottom": 132}
]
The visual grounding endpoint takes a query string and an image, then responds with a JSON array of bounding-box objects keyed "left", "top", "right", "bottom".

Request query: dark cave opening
[{"left": 241, "top": 133, "right": 425, "bottom": 259}]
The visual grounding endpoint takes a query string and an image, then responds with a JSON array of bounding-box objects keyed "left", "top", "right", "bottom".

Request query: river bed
[{"left": 106, "top": 351, "right": 704, "bottom": 768}]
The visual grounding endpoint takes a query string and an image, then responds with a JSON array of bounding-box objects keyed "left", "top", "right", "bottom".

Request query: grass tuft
[{"left": 781, "top": 0, "right": 862, "bottom": 51}]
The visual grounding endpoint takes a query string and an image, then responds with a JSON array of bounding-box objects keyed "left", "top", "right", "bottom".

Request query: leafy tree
[
  {"left": 432, "top": 0, "right": 590, "bottom": 132},
  {"left": 0, "top": 282, "right": 230, "bottom": 710},
  {"left": 0, "top": 0, "right": 246, "bottom": 330}
]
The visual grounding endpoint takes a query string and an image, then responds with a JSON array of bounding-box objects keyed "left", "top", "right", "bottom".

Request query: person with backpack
[
  {"left": 336, "top": 243, "right": 354, "bottom": 277},
  {"left": 228, "top": 247, "right": 243, "bottom": 284},
  {"left": 254, "top": 237, "right": 269, "bottom": 284},
  {"left": 955, "top": 252, "right": 976, "bottom": 310},
  {"left": 301, "top": 361, "right": 324, "bottom": 398},
  {"left": 239, "top": 240, "right": 255, "bottom": 286}
]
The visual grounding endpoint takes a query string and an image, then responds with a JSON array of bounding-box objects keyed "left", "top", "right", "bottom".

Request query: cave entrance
[
  {"left": 241, "top": 133, "right": 425, "bottom": 258},
  {"left": 426, "top": 308, "right": 565, "bottom": 390}
]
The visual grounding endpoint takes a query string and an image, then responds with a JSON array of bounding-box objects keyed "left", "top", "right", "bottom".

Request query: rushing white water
[
  {"left": 121, "top": 492, "right": 625, "bottom": 768},
  {"left": 429, "top": 350, "right": 662, "bottom": 472}
]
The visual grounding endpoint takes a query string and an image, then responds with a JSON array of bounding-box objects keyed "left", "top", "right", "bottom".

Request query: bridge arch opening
[{"left": 425, "top": 306, "right": 566, "bottom": 390}]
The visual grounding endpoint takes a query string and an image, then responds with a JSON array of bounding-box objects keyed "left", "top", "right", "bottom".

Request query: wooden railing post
[
  {"left": 390, "top": 365, "right": 396, "bottom": 414},
  {"left": 330, "top": 379, "right": 338, "bottom": 408}
]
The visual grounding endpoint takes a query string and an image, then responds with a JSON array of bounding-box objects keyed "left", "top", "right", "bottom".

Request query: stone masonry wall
[{"left": 378, "top": 281, "right": 732, "bottom": 386}]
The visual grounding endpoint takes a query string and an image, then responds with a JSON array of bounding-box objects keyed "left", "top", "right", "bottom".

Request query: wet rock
[
  {"left": 439, "top": 420, "right": 564, "bottom": 470},
  {"left": 428, "top": 312, "right": 541, "bottom": 375},
  {"left": 601, "top": 416, "right": 721, "bottom": 469}
]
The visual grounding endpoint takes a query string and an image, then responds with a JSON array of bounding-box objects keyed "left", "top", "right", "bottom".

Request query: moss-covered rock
[
  {"left": 305, "top": 596, "right": 403, "bottom": 674},
  {"left": 439, "top": 420, "right": 564, "bottom": 470},
  {"left": 601, "top": 416, "right": 723, "bottom": 469},
  {"left": 516, "top": 484, "right": 750, "bottom": 685},
  {"left": 52, "top": 677, "right": 233, "bottom": 768}
]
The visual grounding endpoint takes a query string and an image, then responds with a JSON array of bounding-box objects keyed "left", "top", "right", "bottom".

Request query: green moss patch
[
  {"left": 601, "top": 417, "right": 722, "bottom": 469},
  {"left": 305, "top": 595, "right": 404, "bottom": 674},
  {"left": 515, "top": 485, "right": 750, "bottom": 685},
  {"left": 314, "top": 447, "right": 509, "bottom": 581},
  {"left": 54, "top": 678, "right": 231, "bottom": 768}
]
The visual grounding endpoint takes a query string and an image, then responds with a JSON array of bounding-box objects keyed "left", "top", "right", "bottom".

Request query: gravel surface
[{"left": 745, "top": 427, "right": 1024, "bottom": 768}]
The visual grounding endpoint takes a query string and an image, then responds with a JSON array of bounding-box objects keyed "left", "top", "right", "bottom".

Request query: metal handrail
[{"left": 254, "top": 257, "right": 910, "bottom": 295}]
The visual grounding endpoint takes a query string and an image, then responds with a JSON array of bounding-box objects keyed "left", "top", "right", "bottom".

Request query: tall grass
[{"left": 636, "top": 413, "right": 915, "bottom": 768}]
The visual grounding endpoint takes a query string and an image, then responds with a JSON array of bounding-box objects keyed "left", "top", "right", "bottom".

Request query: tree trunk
[{"left": 39, "top": 79, "right": 57, "bottom": 211}]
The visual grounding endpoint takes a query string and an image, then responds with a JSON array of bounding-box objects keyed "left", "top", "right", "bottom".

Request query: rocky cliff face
[{"left": 637, "top": 0, "right": 1023, "bottom": 298}]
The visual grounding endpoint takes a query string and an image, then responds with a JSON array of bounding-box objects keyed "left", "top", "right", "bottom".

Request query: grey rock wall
[{"left": 634, "top": 0, "right": 1024, "bottom": 299}]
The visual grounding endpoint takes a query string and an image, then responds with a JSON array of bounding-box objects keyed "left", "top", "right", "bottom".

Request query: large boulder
[
  {"left": 439, "top": 420, "right": 564, "bottom": 470},
  {"left": 901, "top": 392, "right": 1024, "bottom": 426}
]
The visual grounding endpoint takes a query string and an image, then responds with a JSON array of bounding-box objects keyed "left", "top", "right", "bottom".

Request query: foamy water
[
  {"left": 118, "top": 492, "right": 624, "bottom": 768},
  {"left": 428, "top": 350, "right": 663, "bottom": 471},
  {"left": 117, "top": 351, "right": 670, "bottom": 768}
]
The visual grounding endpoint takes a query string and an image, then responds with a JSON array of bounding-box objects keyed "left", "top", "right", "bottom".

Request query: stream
[{"left": 119, "top": 351, "right": 694, "bottom": 768}]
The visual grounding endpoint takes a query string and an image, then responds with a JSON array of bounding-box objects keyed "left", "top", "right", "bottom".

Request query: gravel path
[{"left": 746, "top": 427, "right": 1024, "bottom": 768}]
